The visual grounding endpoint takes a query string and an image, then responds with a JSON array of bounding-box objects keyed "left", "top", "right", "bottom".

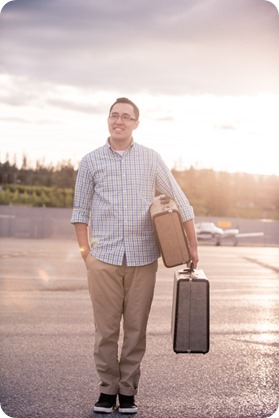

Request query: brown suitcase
[{"left": 150, "top": 196, "right": 191, "bottom": 267}]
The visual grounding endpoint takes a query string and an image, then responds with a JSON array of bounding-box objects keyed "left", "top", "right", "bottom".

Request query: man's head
[
  {"left": 109, "top": 97, "right": 140, "bottom": 121},
  {"left": 108, "top": 97, "right": 140, "bottom": 150}
]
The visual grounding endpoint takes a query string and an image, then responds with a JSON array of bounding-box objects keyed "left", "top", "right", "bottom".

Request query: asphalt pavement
[{"left": 0, "top": 239, "right": 278, "bottom": 418}]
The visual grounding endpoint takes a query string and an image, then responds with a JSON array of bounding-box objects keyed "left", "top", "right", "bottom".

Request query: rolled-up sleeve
[
  {"left": 71, "top": 156, "right": 94, "bottom": 224},
  {"left": 155, "top": 154, "right": 194, "bottom": 222}
]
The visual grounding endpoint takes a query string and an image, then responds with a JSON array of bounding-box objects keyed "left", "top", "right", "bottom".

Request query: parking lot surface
[{"left": 0, "top": 239, "right": 278, "bottom": 418}]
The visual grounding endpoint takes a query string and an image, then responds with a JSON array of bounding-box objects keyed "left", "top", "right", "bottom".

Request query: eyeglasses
[{"left": 109, "top": 112, "right": 137, "bottom": 122}]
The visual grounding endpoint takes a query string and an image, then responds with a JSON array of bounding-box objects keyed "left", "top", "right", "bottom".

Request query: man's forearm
[
  {"left": 74, "top": 222, "right": 90, "bottom": 259},
  {"left": 183, "top": 219, "right": 199, "bottom": 268}
]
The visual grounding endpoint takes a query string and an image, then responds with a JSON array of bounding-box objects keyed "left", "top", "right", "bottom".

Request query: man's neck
[{"left": 109, "top": 137, "right": 133, "bottom": 151}]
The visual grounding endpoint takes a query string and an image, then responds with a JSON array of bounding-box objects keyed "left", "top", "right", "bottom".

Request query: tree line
[{"left": 0, "top": 156, "right": 278, "bottom": 219}]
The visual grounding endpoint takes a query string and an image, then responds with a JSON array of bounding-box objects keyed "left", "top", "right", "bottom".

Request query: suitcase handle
[
  {"left": 181, "top": 262, "right": 200, "bottom": 279},
  {"left": 158, "top": 195, "right": 174, "bottom": 212},
  {"left": 183, "top": 261, "right": 194, "bottom": 273}
]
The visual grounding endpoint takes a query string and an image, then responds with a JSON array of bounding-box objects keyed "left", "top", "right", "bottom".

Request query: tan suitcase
[{"left": 150, "top": 196, "right": 191, "bottom": 267}]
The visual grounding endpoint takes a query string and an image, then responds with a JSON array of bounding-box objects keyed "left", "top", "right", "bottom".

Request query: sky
[{"left": 0, "top": 0, "right": 279, "bottom": 175}]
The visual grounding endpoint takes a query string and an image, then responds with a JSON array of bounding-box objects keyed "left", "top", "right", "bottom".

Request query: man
[{"left": 71, "top": 97, "right": 199, "bottom": 414}]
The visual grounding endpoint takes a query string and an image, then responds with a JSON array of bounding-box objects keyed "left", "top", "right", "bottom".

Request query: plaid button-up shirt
[{"left": 71, "top": 140, "right": 194, "bottom": 266}]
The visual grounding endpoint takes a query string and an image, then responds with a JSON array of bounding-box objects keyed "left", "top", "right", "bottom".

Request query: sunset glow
[{"left": 1, "top": 1, "right": 278, "bottom": 175}]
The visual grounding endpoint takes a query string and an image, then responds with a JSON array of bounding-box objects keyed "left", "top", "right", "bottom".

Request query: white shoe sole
[
  {"left": 119, "top": 406, "right": 138, "bottom": 414},
  {"left": 93, "top": 405, "right": 114, "bottom": 413}
]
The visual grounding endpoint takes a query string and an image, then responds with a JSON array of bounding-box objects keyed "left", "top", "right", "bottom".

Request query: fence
[
  {"left": 0, "top": 205, "right": 278, "bottom": 246},
  {"left": 0, "top": 205, "right": 74, "bottom": 239}
]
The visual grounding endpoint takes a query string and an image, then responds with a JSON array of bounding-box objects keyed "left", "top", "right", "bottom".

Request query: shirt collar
[{"left": 106, "top": 138, "right": 135, "bottom": 151}]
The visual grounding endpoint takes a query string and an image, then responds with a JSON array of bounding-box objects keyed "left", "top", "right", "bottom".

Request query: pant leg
[
  {"left": 86, "top": 255, "right": 126, "bottom": 395},
  {"left": 119, "top": 260, "right": 158, "bottom": 396}
]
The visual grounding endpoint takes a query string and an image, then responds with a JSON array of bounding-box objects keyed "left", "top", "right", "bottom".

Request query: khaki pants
[{"left": 85, "top": 255, "right": 158, "bottom": 396}]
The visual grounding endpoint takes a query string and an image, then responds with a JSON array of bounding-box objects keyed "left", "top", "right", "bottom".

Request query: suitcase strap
[{"left": 185, "top": 279, "right": 193, "bottom": 353}]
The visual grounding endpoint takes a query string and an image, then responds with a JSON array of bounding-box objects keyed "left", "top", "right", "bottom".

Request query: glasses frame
[{"left": 109, "top": 112, "right": 137, "bottom": 122}]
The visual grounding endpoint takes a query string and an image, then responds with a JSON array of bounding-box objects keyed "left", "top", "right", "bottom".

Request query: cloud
[
  {"left": 215, "top": 124, "right": 237, "bottom": 131},
  {"left": 0, "top": 116, "right": 29, "bottom": 123},
  {"left": 0, "top": 115, "right": 62, "bottom": 124},
  {"left": 46, "top": 98, "right": 107, "bottom": 114},
  {"left": 0, "top": 0, "right": 279, "bottom": 95}
]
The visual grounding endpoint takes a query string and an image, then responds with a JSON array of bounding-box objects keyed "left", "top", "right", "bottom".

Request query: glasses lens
[
  {"left": 122, "top": 114, "right": 132, "bottom": 121},
  {"left": 110, "top": 113, "right": 119, "bottom": 120},
  {"left": 109, "top": 113, "right": 135, "bottom": 121}
]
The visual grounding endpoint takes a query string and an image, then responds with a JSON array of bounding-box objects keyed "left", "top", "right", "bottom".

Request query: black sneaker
[
  {"left": 118, "top": 394, "right": 138, "bottom": 414},
  {"left": 93, "top": 393, "right": 117, "bottom": 413}
]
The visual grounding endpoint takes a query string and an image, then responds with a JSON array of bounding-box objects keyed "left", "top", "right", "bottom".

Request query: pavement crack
[{"left": 243, "top": 257, "right": 279, "bottom": 273}]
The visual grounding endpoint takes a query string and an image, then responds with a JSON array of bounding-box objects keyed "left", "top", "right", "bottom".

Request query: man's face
[{"left": 108, "top": 102, "right": 139, "bottom": 147}]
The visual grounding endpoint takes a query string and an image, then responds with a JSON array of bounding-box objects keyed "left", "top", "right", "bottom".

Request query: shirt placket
[{"left": 120, "top": 155, "right": 129, "bottom": 252}]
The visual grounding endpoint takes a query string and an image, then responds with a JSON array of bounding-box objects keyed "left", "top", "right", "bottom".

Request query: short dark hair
[{"left": 109, "top": 97, "right": 140, "bottom": 120}]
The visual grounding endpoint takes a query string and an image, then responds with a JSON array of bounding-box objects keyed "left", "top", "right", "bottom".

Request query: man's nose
[{"left": 115, "top": 115, "right": 123, "bottom": 123}]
